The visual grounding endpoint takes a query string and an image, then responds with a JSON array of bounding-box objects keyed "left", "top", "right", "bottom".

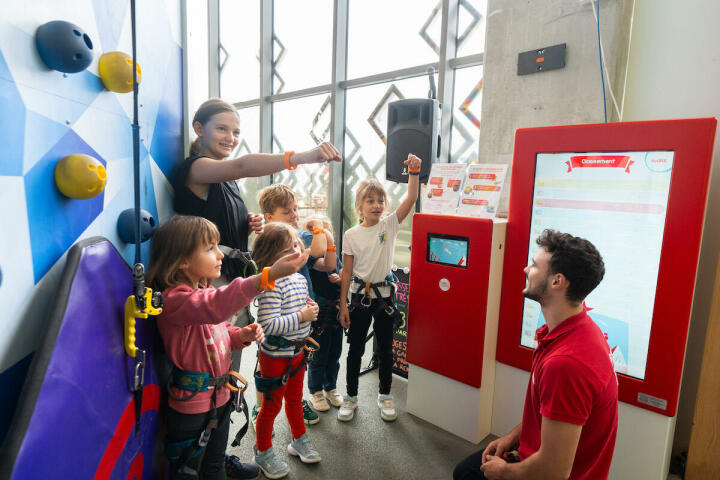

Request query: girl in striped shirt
[{"left": 251, "top": 222, "right": 321, "bottom": 478}]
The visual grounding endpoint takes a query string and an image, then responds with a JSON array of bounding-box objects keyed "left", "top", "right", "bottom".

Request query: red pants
[{"left": 256, "top": 351, "right": 306, "bottom": 451}]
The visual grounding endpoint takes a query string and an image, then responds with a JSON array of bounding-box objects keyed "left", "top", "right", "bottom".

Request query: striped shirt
[{"left": 257, "top": 273, "right": 311, "bottom": 357}]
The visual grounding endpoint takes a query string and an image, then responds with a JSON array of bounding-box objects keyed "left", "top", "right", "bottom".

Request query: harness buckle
[
  {"left": 281, "top": 372, "right": 290, "bottom": 385},
  {"left": 384, "top": 304, "right": 395, "bottom": 316}
]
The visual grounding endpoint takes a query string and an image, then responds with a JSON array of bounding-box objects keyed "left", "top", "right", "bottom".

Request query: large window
[{"left": 188, "top": 0, "right": 486, "bottom": 267}]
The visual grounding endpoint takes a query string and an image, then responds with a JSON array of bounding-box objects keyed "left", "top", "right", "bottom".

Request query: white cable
[
  {"left": 619, "top": 0, "right": 636, "bottom": 121},
  {"left": 591, "top": 0, "right": 621, "bottom": 120}
]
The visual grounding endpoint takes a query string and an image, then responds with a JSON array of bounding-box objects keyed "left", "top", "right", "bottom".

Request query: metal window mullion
[
  {"left": 259, "top": 0, "right": 274, "bottom": 187},
  {"left": 330, "top": 0, "right": 349, "bottom": 241},
  {"left": 268, "top": 84, "right": 333, "bottom": 102},
  {"left": 207, "top": 0, "right": 220, "bottom": 98},
  {"left": 438, "top": 0, "right": 459, "bottom": 163},
  {"left": 339, "top": 62, "right": 440, "bottom": 90},
  {"left": 449, "top": 53, "right": 483, "bottom": 69}
]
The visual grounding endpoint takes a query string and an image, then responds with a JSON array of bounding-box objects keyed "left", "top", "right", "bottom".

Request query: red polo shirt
[{"left": 517, "top": 310, "right": 618, "bottom": 480}]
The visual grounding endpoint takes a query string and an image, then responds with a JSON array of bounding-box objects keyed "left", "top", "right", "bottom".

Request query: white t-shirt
[{"left": 342, "top": 212, "right": 400, "bottom": 298}]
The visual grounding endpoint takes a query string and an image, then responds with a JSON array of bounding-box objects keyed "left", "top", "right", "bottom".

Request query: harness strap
[{"left": 254, "top": 337, "right": 320, "bottom": 399}]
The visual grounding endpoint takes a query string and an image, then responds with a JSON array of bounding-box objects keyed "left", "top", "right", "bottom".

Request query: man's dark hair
[{"left": 536, "top": 229, "right": 605, "bottom": 303}]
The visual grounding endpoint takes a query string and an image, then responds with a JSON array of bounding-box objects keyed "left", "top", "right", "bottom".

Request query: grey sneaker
[
  {"left": 337, "top": 395, "right": 358, "bottom": 422},
  {"left": 253, "top": 446, "right": 290, "bottom": 479},
  {"left": 302, "top": 399, "right": 320, "bottom": 425},
  {"left": 287, "top": 433, "right": 321, "bottom": 463},
  {"left": 377, "top": 394, "right": 397, "bottom": 421}
]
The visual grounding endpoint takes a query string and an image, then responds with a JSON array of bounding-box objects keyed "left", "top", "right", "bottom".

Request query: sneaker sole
[
  {"left": 337, "top": 409, "right": 356, "bottom": 422},
  {"left": 310, "top": 403, "right": 331, "bottom": 412},
  {"left": 251, "top": 460, "right": 289, "bottom": 479},
  {"left": 304, "top": 416, "right": 320, "bottom": 425},
  {"left": 287, "top": 443, "right": 322, "bottom": 464},
  {"left": 378, "top": 401, "right": 397, "bottom": 422}
]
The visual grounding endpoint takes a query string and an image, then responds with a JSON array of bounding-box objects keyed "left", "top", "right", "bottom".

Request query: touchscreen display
[
  {"left": 521, "top": 151, "right": 674, "bottom": 380},
  {"left": 427, "top": 234, "right": 469, "bottom": 268}
]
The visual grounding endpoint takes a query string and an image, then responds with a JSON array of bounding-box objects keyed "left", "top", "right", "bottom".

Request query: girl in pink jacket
[{"left": 147, "top": 215, "right": 308, "bottom": 479}]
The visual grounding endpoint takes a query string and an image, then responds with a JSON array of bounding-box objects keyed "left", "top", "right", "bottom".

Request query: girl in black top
[{"left": 173, "top": 98, "right": 342, "bottom": 279}]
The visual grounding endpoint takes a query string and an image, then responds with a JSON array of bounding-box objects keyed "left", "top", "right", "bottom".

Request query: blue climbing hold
[
  {"left": 36, "top": 21, "right": 94, "bottom": 73},
  {"left": 117, "top": 209, "right": 157, "bottom": 244}
]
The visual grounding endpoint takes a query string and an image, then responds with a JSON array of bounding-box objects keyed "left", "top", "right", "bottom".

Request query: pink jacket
[{"left": 158, "top": 277, "right": 260, "bottom": 414}]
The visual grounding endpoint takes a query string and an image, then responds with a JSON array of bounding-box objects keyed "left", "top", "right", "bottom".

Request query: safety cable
[{"left": 131, "top": 0, "right": 141, "bottom": 264}]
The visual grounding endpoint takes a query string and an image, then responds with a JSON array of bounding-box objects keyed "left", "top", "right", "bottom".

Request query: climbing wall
[{"left": 0, "top": 0, "right": 183, "bottom": 440}]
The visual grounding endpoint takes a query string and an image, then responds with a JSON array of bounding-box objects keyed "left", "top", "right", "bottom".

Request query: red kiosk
[
  {"left": 494, "top": 118, "right": 717, "bottom": 478},
  {"left": 406, "top": 213, "right": 506, "bottom": 442}
]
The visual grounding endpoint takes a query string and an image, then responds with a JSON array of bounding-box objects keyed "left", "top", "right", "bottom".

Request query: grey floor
[{"left": 227, "top": 337, "right": 488, "bottom": 480}]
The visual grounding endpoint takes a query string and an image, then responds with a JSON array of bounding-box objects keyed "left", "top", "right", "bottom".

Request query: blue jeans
[{"left": 307, "top": 305, "right": 343, "bottom": 393}]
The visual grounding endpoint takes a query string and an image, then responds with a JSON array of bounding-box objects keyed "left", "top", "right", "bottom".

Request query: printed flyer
[
  {"left": 421, "top": 163, "right": 468, "bottom": 215},
  {"left": 456, "top": 163, "right": 508, "bottom": 218}
]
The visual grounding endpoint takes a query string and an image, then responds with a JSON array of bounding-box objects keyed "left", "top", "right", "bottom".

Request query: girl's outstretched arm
[
  {"left": 395, "top": 154, "right": 422, "bottom": 223},
  {"left": 187, "top": 142, "right": 342, "bottom": 183}
]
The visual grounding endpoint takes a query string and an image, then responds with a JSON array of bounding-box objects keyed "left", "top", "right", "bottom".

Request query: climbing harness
[
  {"left": 254, "top": 337, "right": 320, "bottom": 402},
  {"left": 165, "top": 367, "right": 250, "bottom": 475}
]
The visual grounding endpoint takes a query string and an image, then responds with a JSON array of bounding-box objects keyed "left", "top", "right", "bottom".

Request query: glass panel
[
  {"left": 450, "top": 65, "right": 482, "bottom": 163},
  {"left": 273, "top": 0, "right": 333, "bottom": 93},
  {"left": 231, "top": 106, "right": 262, "bottom": 215},
  {"left": 272, "top": 94, "right": 332, "bottom": 222},
  {"left": 219, "top": 0, "right": 260, "bottom": 103},
  {"left": 186, "top": 0, "right": 208, "bottom": 130},
  {"left": 344, "top": 76, "right": 435, "bottom": 268},
  {"left": 456, "top": 0, "right": 487, "bottom": 58},
  {"left": 347, "top": 0, "right": 440, "bottom": 79}
]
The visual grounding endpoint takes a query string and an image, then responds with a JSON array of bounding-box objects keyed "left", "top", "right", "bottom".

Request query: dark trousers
[
  {"left": 345, "top": 298, "right": 395, "bottom": 397},
  {"left": 308, "top": 305, "right": 344, "bottom": 393},
  {"left": 453, "top": 450, "right": 488, "bottom": 480},
  {"left": 166, "top": 402, "right": 232, "bottom": 480}
]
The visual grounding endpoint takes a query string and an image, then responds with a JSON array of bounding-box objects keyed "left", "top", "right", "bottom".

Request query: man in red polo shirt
[{"left": 454, "top": 229, "right": 618, "bottom": 480}]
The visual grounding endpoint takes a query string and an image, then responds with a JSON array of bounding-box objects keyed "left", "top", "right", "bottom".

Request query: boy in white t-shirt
[{"left": 337, "top": 154, "right": 422, "bottom": 422}]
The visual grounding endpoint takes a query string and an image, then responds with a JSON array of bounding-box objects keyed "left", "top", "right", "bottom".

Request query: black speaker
[{"left": 386, "top": 98, "right": 440, "bottom": 183}]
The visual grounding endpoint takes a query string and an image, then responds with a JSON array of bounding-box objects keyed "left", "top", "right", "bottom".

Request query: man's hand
[
  {"left": 328, "top": 273, "right": 341, "bottom": 284},
  {"left": 480, "top": 455, "right": 508, "bottom": 480},
  {"left": 482, "top": 431, "right": 519, "bottom": 464}
]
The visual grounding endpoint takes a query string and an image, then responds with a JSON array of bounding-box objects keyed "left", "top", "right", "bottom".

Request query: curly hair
[{"left": 536, "top": 229, "right": 605, "bottom": 303}]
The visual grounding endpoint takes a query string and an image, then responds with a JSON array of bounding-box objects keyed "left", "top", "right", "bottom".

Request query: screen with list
[{"left": 521, "top": 151, "right": 674, "bottom": 380}]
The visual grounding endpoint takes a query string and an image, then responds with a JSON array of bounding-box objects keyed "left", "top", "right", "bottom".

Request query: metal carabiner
[{"left": 360, "top": 294, "right": 372, "bottom": 308}]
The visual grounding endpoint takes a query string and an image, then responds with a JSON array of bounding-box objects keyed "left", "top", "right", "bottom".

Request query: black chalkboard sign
[{"left": 391, "top": 270, "right": 409, "bottom": 378}]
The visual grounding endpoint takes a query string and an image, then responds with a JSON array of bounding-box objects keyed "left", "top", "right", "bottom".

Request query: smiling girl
[{"left": 337, "top": 154, "right": 422, "bottom": 423}]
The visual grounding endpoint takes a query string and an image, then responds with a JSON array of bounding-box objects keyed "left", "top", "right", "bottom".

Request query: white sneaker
[
  {"left": 309, "top": 391, "right": 330, "bottom": 412},
  {"left": 337, "top": 396, "right": 358, "bottom": 422},
  {"left": 378, "top": 394, "right": 397, "bottom": 422},
  {"left": 324, "top": 389, "right": 344, "bottom": 408}
]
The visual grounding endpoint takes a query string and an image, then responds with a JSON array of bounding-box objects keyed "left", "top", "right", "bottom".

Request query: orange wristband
[
  {"left": 326, "top": 245, "right": 336, "bottom": 252},
  {"left": 312, "top": 228, "right": 324, "bottom": 235},
  {"left": 408, "top": 165, "right": 421, "bottom": 174},
  {"left": 284, "top": 151, "right": 297, "bottom": 170},
  {"left": 260, "top": 267, "right": 275, "bottom": 291}
]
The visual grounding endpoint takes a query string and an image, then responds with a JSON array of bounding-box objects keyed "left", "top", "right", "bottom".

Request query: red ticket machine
[{"left": 406, "top": 213, "right": 506, "bottom": 442}]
